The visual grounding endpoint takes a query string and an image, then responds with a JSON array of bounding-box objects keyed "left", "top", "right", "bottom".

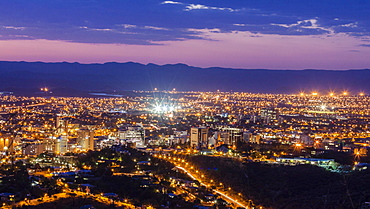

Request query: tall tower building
[
  {"left": 56, "top": 116, "right": 68, "bottom": 135},
  {"left": 190, "top": 127, "right": 209, "bottom": 149},
  {"left": 55, "top": 135, "right": 68, "bottom": 154},
  {"left": 0, "top": 136, "right": 14, "bottom": 152},
  {"left": 218, "top": 127, "right": 243, "bottom": 147},
  {"left": 44, "top": 137, "right": 55, "bottom": 153},
  {"left": 77, "top": 128, "right": 95, "bottom": 151}
]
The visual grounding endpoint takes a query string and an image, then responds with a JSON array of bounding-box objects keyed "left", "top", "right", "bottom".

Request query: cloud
[
  {"left": 90, "top": 28, "right": 114, "bottom": 32},
  {"left": 3, "top": 26, "right": 26, "bottom": 30},
  {"left": 120, "top": 24, "right": 137, "bottom": 29},
  {"left": 0, "top": 1, "right": 369, "bottom": 45},
  {"left": 80, "top": 26, "right": 114, "bottom": 32},
  {"left": 271, "top": 19, "right": 334, "bottom": 34},
  {"left": 341, "top": 22, "right": 357, "bottom": 28},
  {"left": 10, "top": 35, "right": 31, "bottom": 38},
  {"left": 144, "top": 26, "right": 169, "bottom": 30},
  {"left": 184, "top": 4, "right": 237, "bottom": 12},
  {"left": 359, "top": 44, "right": 370, "bottom": 47},
  {"left": 161, "top": 1, "right": 182, "bottom": 4},
  {"left": 208, "top": 28, "right": 221, "bottom": 33}
]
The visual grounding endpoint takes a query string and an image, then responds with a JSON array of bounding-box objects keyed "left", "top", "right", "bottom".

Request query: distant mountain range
[{"left": 0, "top": 61, "right": 369, "bottom": 96}]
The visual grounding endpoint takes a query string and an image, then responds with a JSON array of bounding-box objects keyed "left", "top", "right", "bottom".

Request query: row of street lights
[
  {"left": 153, "top": 153, "right": 258, "bottom": 209},
  {"left": 300, "top": 91, "right": 365, "bottom": 96}
]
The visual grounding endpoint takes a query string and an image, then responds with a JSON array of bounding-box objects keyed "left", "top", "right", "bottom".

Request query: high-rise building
[
  {"left": 174, "top": 131, "right": 188, "bottom": 144},
  {"left": 119, "top": 124, "right": 145, "bottom": 147},
  {"left": 44, "top": 137, "right": 55, "bottom": 153},
  {"left": 55, "top": 135, "right": 68, "bottom": 154},
  {"left": 217, "top": 127, "right": 243, "bottom": 147},
  {"left": 77, "top": 128, "right": 95, "bottom": 151},
  {"left": 261, "top": 108, "right": 279, "bottom": 124},
  {"left": 56, "top": 116, "right": 68, "bottom": 135},
  {"left": 190, "top": 127, "right": 209, "bottom": 149},
  {"left": 0, "top": 136, "right": 14, "bottom": 152},
  {"left": 23, "top": 143, "right": 45, "bottom": 156}
]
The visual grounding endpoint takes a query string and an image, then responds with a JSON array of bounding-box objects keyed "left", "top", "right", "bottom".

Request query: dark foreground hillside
[{"left": 187, "top": 155, "right": 370, "bottom": 209}]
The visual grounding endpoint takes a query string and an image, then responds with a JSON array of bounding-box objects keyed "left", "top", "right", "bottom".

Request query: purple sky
[{"left": 1, "top": 0, "right": 370, "bottom": 70}]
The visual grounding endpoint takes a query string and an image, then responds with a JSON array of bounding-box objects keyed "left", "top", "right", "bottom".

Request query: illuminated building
[
  {"left": 174, "top": 131, "right": 188, "bottom": 144},
  {"left": 216, "top": 127, "right": 243, "bottom": 147},
  {"left": 119, "top": 124, "right": 145, "bottom": 147},
  {"left": 23, "top": 143, "right": 45, "bottom": 155},
  {"left": 190, "top": 127, "right": 209, "bottom": 149},
  {"left": 55, "top": 135, "right": 68, "bottom": 154},
  {"left": 299, "top": 134, "right": 313, "bottom": 146},
  {"left": 44, "top": 137, "right": 55, "bottom": 153},
  {"left": 243, "top": 132, "right": 261, "bottom": 144},
  {"left": 77, "top": 128, "right": 95, "bottom": 151},
  {"left": 56, "top": 116, "right": 68, "bottom": 135},
  {"left": 0, "top": 136, "right": 13, "bottom": 152},
  {"left": 260, "top": 108, "right": 279, "bottom": 124}
]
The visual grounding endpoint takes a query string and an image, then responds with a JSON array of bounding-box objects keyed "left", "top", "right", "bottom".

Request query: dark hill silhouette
[{"left": 0, "top": 61, "right": 369, "bottom": 96}]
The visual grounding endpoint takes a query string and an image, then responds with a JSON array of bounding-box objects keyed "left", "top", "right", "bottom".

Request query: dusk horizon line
[{"left": 1, "top": 60, "right": 369, "bottom": 72}]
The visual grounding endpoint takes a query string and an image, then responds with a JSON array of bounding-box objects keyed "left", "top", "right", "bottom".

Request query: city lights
[
  {"left": 0, "top": 90, "right": 369, "bottom": 209},
  {"left": 1, "top": 1, "right": 370, "bottom": 208},
  {"left": 153, "top": 104, "right": 180, "bottom": 113}
]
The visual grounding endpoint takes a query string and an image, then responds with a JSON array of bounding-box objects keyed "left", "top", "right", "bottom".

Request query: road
[
  {"left": 154, "top": 154, "right": 254, "bottom": 208},
  {"left": 12, "top": 189, "right": 136, "bottom": 208}
]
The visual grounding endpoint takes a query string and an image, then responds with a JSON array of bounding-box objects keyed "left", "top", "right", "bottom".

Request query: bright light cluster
[{"left": 153, "top": 104, "right": 180, "bottom": 113}]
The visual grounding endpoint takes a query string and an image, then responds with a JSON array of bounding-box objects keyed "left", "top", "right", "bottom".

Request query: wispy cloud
[
  {"left": 184, "top": 4, "right": 237, "bottom": 12},
  {"left": 3, "top": 26, "right": 26, "bottom": 30},
  {"left": 120, "top": 24, "right": 137, "bottom": 29},
  {"left": 144, "top": 26, "right": 169, "bottom": 31},
  {"left": 91, "top": 28, "right": 114, "bottom": 32},
  {"left": 161, "top": 1, "right": 182, "bottom": 4},
  {"left": 10, "top": 35, "right": 31, "bottom": 38},
  {"left": 1, "top": 1, "right": 370, "bottom": 46},
  {"left": 80, "top": 26, "right": 113, "bottom": 32},
  {"left": 79, "top": 26, "right": 136, "bottom": 35},
  {"left": 341, "top": 22, "right": 357, "bottom": 28},
  {"left": 271, "top": 19, "right": 334, "bottom": 34}
]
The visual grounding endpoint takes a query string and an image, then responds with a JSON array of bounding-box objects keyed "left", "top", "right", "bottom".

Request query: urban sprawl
[{"left": 1, "top": 90, "right": 370, "bottom": 208}]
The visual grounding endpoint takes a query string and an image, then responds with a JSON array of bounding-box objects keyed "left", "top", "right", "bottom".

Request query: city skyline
[
  {"left": 1, "top": 91, "right": 370, "bottom": 208},
  {"left": 2, "top": 2, "right": 370, "bottom": 208},
  {"left": 1, "top": 0, "right": 370, "bottom": 70}
]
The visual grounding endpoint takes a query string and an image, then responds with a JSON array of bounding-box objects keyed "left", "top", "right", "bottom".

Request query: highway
[{"left": 154, "top": 154, "right": 254, "bottom": 209}]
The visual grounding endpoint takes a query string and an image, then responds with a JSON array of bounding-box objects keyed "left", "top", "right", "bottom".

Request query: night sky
[{"left": 1, "top": 0, "right": 370, "bottom": 69}]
